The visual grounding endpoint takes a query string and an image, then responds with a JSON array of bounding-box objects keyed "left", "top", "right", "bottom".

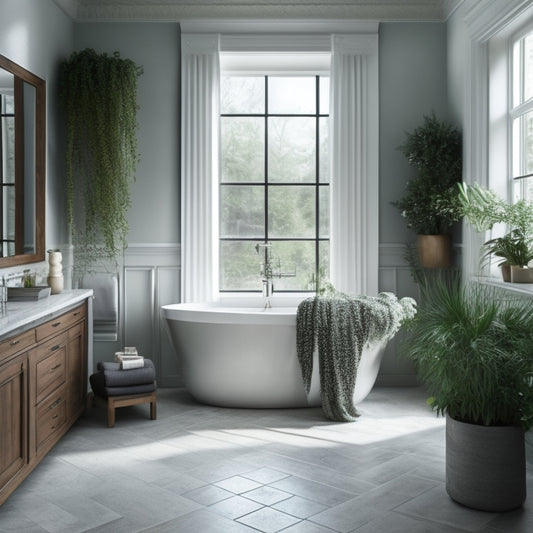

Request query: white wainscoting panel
[
  {"left": 377, "top": 243, "right": 420, "bottom": 387},
  {"left": 123, "top": 244, "right": 181, "bottom": 387}
]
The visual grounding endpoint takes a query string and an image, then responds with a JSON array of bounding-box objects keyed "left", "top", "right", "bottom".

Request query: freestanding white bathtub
[{"left": 161, "top": 302, "right": 387, "bottom": 408}]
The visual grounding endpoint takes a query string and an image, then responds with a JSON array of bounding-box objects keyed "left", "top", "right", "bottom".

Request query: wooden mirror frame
[{"left": 0, "top": 54, "right": 45, "bottom": 268}]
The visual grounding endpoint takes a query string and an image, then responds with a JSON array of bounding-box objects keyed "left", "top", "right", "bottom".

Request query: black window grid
[{"left": 219, "top": 75, "right": 329, "bottom": 293}]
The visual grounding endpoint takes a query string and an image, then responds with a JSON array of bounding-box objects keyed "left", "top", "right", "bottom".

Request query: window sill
[{"left": 477, "top": 276, "right": 533, "bottom": 297}]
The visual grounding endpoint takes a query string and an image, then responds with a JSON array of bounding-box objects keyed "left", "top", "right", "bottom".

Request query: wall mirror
[{"left": 0, "top": 54, "right": 45, "bottom": 268}]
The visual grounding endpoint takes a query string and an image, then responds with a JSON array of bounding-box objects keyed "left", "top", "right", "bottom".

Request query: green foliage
[
  {"left": 60, "top": 48, "right": 142, "bottom": 278},
  {"left": 401, "top": 278, "right": 533, "bottom": 430},
  {"left": 458, "top": 183, "right": 533, "bottom": 266},
  {"left": 393, "top": 113, "right": 463, "bottom": 234}
]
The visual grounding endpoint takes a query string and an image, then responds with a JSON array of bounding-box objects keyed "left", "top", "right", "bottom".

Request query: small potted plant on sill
[
  {"left": 393, "top": 113, "right": 463, "bottom": 268},
  {"left": 458, "top": 183, "right": 533, "bottom": 282},
  {"left": 401, "top": 278, "right": 533, "bottom": 512}
]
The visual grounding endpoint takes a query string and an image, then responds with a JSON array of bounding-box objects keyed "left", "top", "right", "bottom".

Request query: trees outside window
[{"left": 219, "top": 75, "right": 329, "bottom": 292}]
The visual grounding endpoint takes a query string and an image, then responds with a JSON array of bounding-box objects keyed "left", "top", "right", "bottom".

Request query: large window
[
  {"left": 511, "top": 27, "right": 533, "bottom": 202},
  {"left": 219, "top": 75, "right": 329, "bottom": 292}
]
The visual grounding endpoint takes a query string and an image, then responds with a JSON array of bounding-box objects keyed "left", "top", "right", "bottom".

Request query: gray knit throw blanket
[{"left": 296, "top": 293, "right": 417, "bottom": 422}]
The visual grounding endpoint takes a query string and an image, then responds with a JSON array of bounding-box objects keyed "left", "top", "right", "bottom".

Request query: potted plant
[
  {"left": 458, "top": 183, "right": 533, "bottom": 282},
  {"left": 393, "top": 113, "right": 463, "bottom": 267},
  {"left": 59, "top": 48, "right": 143, "bottom": 282},
  {"left": 401, "top": 278, "right": 533, "bottom": 511}
]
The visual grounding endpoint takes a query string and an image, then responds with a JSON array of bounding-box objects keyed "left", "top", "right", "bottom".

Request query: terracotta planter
[
  {"left": 510, "top": 265, "right": 533, "bottom": 283},
  {"left": 446, "top": 414, "right": 526, "bottom": 512},
  {"left": 500, "top": 264, "right": 511, "bottom": 282},
  {"left": 417, "top": 234, "right": 451, "bottom": 268}
]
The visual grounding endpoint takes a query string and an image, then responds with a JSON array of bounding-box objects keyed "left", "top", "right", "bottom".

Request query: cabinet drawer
[
  {"left": 35, "top": 344, "right": 66, "bottom": 404},
  {"left": 36, "top": 385, "right": 66, "bottom": 449},
  {"left": 0, "top": 329, "right": 35, "bottom": 363},
  {"left": 36, "top": 303, "right": 86, "bottom": 342}
]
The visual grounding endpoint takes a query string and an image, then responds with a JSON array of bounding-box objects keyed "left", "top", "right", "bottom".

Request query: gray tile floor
[{"left": 1, "top": 387, "right": 532, "bottom": 532}]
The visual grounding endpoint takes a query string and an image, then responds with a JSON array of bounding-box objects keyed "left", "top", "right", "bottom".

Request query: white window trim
[{"left": 180, "top": 21, "right": 379, "bottom": 304}]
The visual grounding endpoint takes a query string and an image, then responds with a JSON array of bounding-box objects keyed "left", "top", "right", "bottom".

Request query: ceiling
[{"left": 52, "top": 0, "right": 463, "bottom": 22}]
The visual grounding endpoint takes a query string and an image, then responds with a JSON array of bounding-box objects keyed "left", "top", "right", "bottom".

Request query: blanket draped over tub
[{"left": 296, "top": 293, "right": 417, "bottom": 422}]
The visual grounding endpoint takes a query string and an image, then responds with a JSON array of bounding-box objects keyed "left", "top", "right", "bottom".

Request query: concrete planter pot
[
  {"left": 417, "top": 234, "right": 451, "bottom": 268},
  {"left": 446, "top": 414, "right": 526, "bottom": 512}
]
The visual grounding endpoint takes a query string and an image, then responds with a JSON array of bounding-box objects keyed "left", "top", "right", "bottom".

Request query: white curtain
[
  {"left": 180, "top": 34, "right": 220, "bottom": 303},
  {"left": 330, "top": 34, "right": 379, "bottom": 296}
]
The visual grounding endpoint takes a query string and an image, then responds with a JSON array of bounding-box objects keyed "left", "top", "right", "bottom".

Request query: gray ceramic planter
[{"left": 446, "top": 414, "right": 526, "bottom": 512}]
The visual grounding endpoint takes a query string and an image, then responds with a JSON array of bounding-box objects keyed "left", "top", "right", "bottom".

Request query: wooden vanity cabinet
[
  {"left": 0, "top": 300, "right": 88, "bottom": 505},
  {"left": 0, "top": 352, "right": 28, "bottom": 499}
]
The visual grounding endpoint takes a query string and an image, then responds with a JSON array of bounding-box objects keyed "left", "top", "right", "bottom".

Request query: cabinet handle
[
  {"left": 52, "top": 322, "right": 61, "bottom": 328},
  {"left": 73, "top": 312, "right": 80, "bottom": 316},
  {"left": 10, "top": 339, "right": 20, "bottom": 346},
  {"left": 50, "top": 398, "right": 62, "bottom": 409},
  {"left": 50, "top": 363, "right": 61, "bottom": 371},
  {"left": 52, "top": 414, "right": 59, "bottom": 419},
  {"left": 50, "top": 344, "right": 61, "bottom": 352}
]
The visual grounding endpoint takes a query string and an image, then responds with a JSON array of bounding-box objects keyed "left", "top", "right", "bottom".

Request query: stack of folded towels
[{"left": 89, "top": 358, "right": 156, "bottom": 398}]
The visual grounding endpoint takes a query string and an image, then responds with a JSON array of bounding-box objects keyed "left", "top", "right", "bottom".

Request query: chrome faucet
[
  {"left": 255, "top": 242, "right": 295, "bottom": 308},
  {"left": 255, "top": 243, "right": 275, "bottom": 301}
]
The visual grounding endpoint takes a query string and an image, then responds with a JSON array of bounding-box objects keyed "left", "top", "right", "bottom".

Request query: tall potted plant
[
  {"left": 59, "top": 48, "right": 143, "bottom": 282},
  {"left": 393, "top": 113, "right": 463, "bottom": 267},
  {"left": 401, "top": 278, "right": 533, "bottom": 511},
  {"left": 458, "top": 183, "right": 533, "bottom": 282}
]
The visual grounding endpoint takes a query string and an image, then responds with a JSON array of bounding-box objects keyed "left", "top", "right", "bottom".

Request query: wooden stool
[{"left": 92, "top": 390, "right": 157, "bottom": 427}]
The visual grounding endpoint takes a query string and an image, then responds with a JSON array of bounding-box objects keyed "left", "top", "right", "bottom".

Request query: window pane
[
  {"left": 319, "top": 76, "right": 329, "bottom": 114},
  {"left": 221, "top": 76, "right": 264, "bottom": 114},
  {"left": 319, "top": 186, "right": 329, "bottom": 238},
  {"left": 1, "top": 116, "right": 15, "bottom": 183},
  {"left": 319, "top": 240, "right": 330, "bottom": 279},
  {"left": 268, "top": 185, "right": 315, "bottom": 238},
  {"left": 268, "top": 117, "right": 316, "bottom": 182},
  {"left": 221, "top": 117, "right": 264, "bottom": 182},
  {"left": 525, "top": 34, "right": 533, "bottom": 103},
  {"left": 268, "top": 77, "right": 315, "bottom": 114},
  {"left": 2, "top": 185, "right": 15, "bottom": 242},
  {"left": 270, "top": 240, "right": 315, "bottom": 291},
  {"left": 220, "top": 241, "right": 262, "bottom": 291},
  {"left": 220, "top": 185, "right": 264, "bottom": 238},
  {"left": 319, "top": 117, "right": 329, "bottom": 183},
  {"left": 513, "top": 112, "right": 533, "bottom": 178}
]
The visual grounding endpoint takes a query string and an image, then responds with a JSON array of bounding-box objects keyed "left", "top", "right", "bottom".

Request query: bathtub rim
[{"left": 161, "top": 302, "right": 298, "bottom": 325}]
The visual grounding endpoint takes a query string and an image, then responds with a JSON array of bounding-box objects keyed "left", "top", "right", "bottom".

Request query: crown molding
[{"left": 52, "top": 0, "right": 458, "bottom": 22}]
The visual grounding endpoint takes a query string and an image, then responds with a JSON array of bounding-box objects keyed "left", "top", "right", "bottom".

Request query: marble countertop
[{"left": 0, "top": 289, "right": 93, "bottom": 340}]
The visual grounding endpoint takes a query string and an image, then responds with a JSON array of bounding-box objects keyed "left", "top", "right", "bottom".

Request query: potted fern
[
  {"left": 401, "top": 278, "right": 533, "bottom": 511},
  {"left": 458, "top": 183, "right": 533, "bottom": 282},
  {"left": 393, "top": 113, "right": 463, "bottom": 267}
]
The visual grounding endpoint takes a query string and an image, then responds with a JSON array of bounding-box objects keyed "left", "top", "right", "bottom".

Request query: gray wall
[
  {"left": 0, "top": 0, "right": 73, "bottom": 267},
  {"left": 74, "top": 23, "right": 181, "bottom": 246},
  {"left": 376, "top": 22, "right": 448, "bottom": 385},
  {"left": 74, "top": 23, "right": 181, "bottom": 380}
]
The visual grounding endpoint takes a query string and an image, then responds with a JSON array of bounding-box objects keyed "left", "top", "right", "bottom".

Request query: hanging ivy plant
[{"left": 59, "top": 48, "right": 143, "bottom": 279}]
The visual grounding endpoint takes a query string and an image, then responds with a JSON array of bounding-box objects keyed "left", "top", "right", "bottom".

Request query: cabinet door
[
  {"left": 67, "top": 322, "right": 86, "bottom": 421},
  {"left": 0, "top": 355, "right": 27, "bottom": 495}
]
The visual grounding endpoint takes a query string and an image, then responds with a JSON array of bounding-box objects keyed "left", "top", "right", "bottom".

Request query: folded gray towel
[
  {"left": 95, "top": 359, "right": 156, "bottom": 387},
  {"left": 90, "top": 371, "right": 156, "bottom": 398}
]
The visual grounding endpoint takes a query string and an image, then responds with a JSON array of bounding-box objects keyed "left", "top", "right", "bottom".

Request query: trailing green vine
[{"left": 60, "top": 48, "right": 143, "bottom": 280}]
